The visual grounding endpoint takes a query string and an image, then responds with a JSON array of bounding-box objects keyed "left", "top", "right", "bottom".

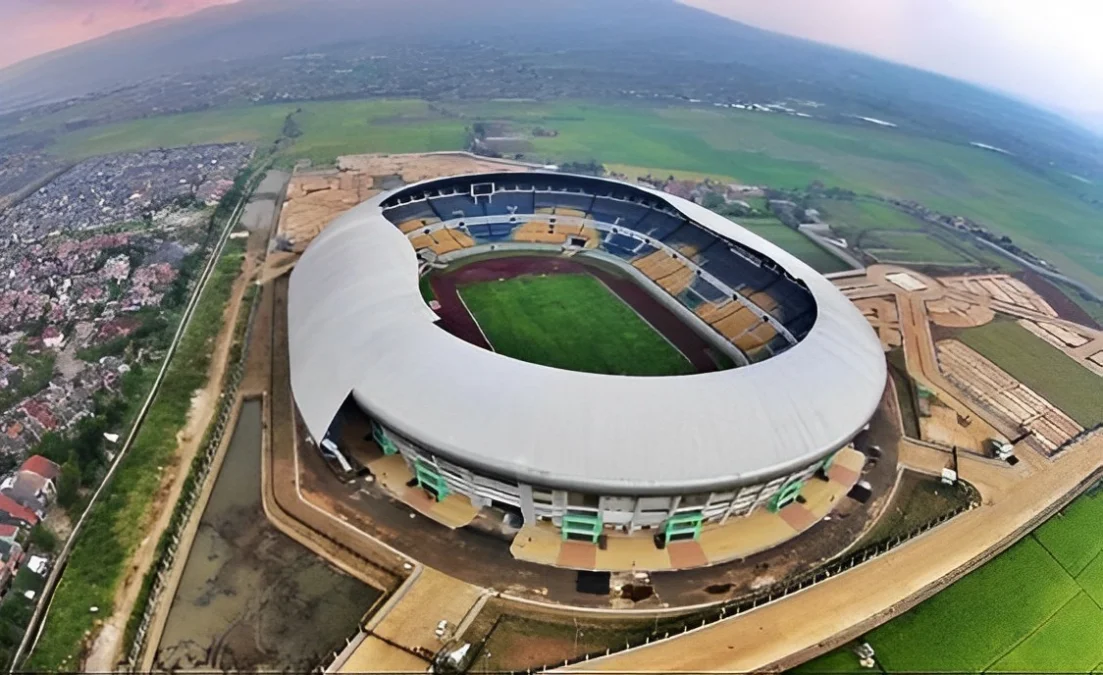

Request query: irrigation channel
[{"left": 153, "top": 400, "right": 381, "bottom": 671}]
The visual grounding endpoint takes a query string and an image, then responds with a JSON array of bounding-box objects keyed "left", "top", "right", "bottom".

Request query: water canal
[{"left": 154, "top": 399, "right": 381, "bottom": 671}]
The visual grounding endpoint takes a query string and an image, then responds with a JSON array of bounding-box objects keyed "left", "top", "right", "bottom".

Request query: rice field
[{"left": 794, "top": 489, "right": 1103, "bottom": 673}]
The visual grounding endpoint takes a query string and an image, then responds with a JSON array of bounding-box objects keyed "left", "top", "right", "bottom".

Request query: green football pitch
[{"left": 458, "top": 273, "right": 694, "bottom": 376}]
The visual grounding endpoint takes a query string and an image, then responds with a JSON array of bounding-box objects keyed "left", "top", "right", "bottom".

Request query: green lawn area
[
  {"left": 987, "top": 592, "right": 1103, "bottom": 674},
  {"left": 794, "top": 490, "right": 1103, "bottom": 674},
  {"left": 27, "top": 97, "right": 1103, "bottom": 293},
  {"left": 956, "top": 320, "right": 1103, "bottom": 427},
  {"left": 458, "top": 273, "right": 693, "bottom": 376},
  {"left": 1034, "top": 492, "right": 1103, "bottom": 575},
  {"left": 863, "top": 230, "right": 975, "bottom": 265},
  {"left": 735, "top": 217, "right": 851, "bottom": 274},
  {"left": 1078, "top": 552, "right": 1103, "bottom": 606},
  {"left": 867, "top": 537, "right": 1080, "bottom": 673},
  {"left": 47, "top": 99, "right": 468, "bottom": 163},
  {"left": 446, "top": 101, "right": 1103, "bottom": 294},
  {"left": 814, "top": 198, "right": 928, "bottom": 236}
]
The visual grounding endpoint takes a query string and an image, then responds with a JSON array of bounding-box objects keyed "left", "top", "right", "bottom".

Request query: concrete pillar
[{"left": 519, "top": 483, "right": 536, "bottom": 525}]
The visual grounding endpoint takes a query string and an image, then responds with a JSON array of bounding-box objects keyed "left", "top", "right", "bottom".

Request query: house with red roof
[
  {"left": 20, "top": 455, "right": 60, "bottom": 483},
  {"left": 0, "top": 493, "right": 38, "bottom": 528},
  {"left": 2, "top": 455, "right": 61, "bottom": 513},
  {"left": 0, "top": 524, "right": 17, "bottom": 544}
]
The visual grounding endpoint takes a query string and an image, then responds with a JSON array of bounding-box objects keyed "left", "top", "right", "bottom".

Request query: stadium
[{"left": 288, "top": 172, "right": 885, "bottom": 547}]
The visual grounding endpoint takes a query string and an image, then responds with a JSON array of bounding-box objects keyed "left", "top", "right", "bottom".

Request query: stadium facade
[{"left": 288, "top": 172, "right": 885, "bottom": 539}]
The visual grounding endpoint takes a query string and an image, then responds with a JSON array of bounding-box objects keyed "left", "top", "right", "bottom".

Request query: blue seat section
[
  {"left": 487, "top": 221, "right": 519, "bottom": 240},
  {"left": 765, "top": 333, "right": 793, "bottom": 356},
  {"left": 784, "top": 308, "right": 817, "bottom": 338},
  {"left": 383, "top": 200, "right": 436, "bottom": 226},
  {"left": 590, "top": 197, "right": 649, "bottom": 226},
  {"left": 535, "top": 191, "right": 594, "bottom": 213},
  {"left": 606, "top": 232, "right": 640, "bottom": 251},
  {"left": 634, "top": 210, "right": 684, "bottom": 240},
  {"left": 485, "top": 192, "right": 535, "bottom": 216},
  {"left": 664, "top": 224, "right": 718, "bottom": 259},
  {"left": 690, "top": 276, "right": 727, "bottom": 303},
  {"left": 699, "top": 246, "right": 778, "bottom": 291},
  {"left": 635, "top": 243, "right": 658, "bottom": 257},
  {"left": 465, "top": 223, "right": 492, "bottom": 241},
  {"left": 765, "top": 282, "right": 815, "bottom": 322},
  {"left": 429, "top": 194, "right": 485, "bottom": 219}
]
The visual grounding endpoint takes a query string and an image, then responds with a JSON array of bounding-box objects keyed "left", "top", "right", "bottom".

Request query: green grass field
[
  {"left": 735, "top": 217, "right": 850, "bottom": 274},
  {"left": 864, "top": 230, "right": 976, "bottom": 265},
  {"left": 794, "top": 490, "right": 1103, "bottom": 674},
  {"left": 814, "top": 198, "right": 929, "bottom": 236},
  {"left": 458, "top": 274, "right": 693, "bottom": 376},
  {"left": 445, "top": 101, "right": 1103, "bottom": 293},
  {"left": 47, "top": 99, "right": 468, "bottom": 162},
  {"left": 22, "top": 97, "right": 1103, "bottom": 293},
  {"left": 956, "top": 320, "right": 1103, "bottom": 427}
]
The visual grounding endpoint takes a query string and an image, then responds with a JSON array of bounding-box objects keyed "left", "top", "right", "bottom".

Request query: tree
[
  {"left": 56, "top": 457, "right": 81, "bottom": 510},
  {"left": 700, "top": 192, "right": 725, "bottom": 210},
  {"left": 28, "top": 524, "right": 57, "bottom": 554}
]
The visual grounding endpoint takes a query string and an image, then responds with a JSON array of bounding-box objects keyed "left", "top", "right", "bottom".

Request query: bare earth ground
[{"left": 82, "top": 226, "right": 266, "bottom": 672}]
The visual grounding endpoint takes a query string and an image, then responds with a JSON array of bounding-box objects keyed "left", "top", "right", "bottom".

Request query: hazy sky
[
  {"left": 682, "top": 0, "right": 1103, "bottom": 115},
  {"left": 0, "top": 0, "right": 239, "bottom": 68},
  {"left": 1, "top": 0, "right": 1101, "bottom": 116}
]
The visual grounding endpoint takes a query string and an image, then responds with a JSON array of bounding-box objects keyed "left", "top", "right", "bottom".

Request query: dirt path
[{"left": 82, "top": 234, "right": 262, "bottom": 672}]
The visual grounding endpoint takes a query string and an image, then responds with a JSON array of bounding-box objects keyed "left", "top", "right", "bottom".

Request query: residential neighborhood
[{"left": 0, "top": 143, "right": 252, "bottom": 510}]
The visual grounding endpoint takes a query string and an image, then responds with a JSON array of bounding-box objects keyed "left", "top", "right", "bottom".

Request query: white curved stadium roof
[{"left": 288, "top": 173, "right": 885, "bottom": 495}]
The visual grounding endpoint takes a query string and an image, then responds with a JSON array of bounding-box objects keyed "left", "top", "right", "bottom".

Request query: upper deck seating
[
  {"left": 591, "top": 197, "right": 649, "bottom": 227},
  {"left": 535, "top": 191, "right": 595, "bottom": 214},
  {"left": 430, "top": 194, "right": 485, "bottom": 220},
  {"left": 699, "top": 245, "right": 777, "bottom": 292},
  {"left": 690, "top": 276, "right": 727, "bottom": 303},
  {"left": 784, "top": 309, "right": 817, "bottom": 338},
  {"left": 763, "top": 282, "right": 815, "bottom": 323},
  {"left": 635, "top": 210, "right": 684, "bottom": 240},
  {"left": 664, "top": 224, "right": 718, "bottom": 259},
  {"left": 384, "top": 200, "right": 437, "bottom": 226},
  {"left": 485, "top": 191, "right": 535, "bottom": 217},
  {"left": 605, "top": 232, "right": 640, "bottom": 251}
]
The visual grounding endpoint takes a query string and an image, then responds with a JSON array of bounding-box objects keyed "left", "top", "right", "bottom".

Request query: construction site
[{"left": 133, "top": 153, "right": 1103, "bottom": 673}]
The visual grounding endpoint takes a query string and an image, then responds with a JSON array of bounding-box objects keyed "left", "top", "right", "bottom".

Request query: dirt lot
[
  {"left": 278, "top": 152, "right": 535, "bottom": 252},
  {"left": 1016, "top": 270, "right": 1102, "bottom": 329}
]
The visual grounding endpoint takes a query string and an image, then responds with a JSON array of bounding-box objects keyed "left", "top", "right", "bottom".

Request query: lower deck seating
[
  {"left": 512, "top": 221, "right": 600, "bottom": 247},
  {"left": 397, "top": 217, "right": 441, "bottom": 234},
  {"left": 733, "top": 321, "right": 777, "bottom": 353},
  {"left": 713, "top": 306, "right": 761, "bottom": 341},
  {"left": 408, "top": 227, "right": 475, "bottom": 256},
  {"left": 633, "top": 250, "right": 689, "bottom": 281}
]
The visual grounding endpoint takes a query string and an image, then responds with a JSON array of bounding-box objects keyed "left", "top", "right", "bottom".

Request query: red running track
[{"left": 427, "top": 255, "right": 723, "bottom": 373}]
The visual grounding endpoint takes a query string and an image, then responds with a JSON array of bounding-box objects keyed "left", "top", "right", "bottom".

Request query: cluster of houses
[{"left": 0, "top": 454, "right": 60, "bottom": 593}]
